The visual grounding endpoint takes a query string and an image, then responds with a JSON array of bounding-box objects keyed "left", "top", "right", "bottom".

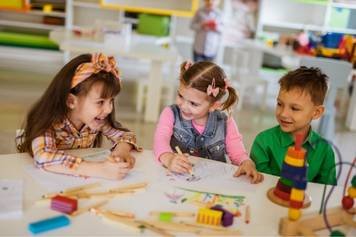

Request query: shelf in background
[
  {"left": 73, "top": 0, "right": 101, "bottom": 9},
  {"left": 0, "top": 19, "right": 64, "bottom": 30},
  {"left": 100, "top": 0, "right": 199, "bottom": 17}
]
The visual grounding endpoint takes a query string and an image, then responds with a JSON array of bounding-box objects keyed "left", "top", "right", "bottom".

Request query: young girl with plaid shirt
[
  {"left": 153, "top": 61, "right": 263, "bottom": 183},
  {"left": 17, "top": 53, "right": 141, "bottom": 180}
]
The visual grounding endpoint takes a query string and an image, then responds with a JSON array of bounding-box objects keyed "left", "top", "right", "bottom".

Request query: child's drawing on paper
[
  {"left": 166, "top": 158, "right": 237, "bottom": 182},
  {"left": 164, "top": 190, "right": 185, "bottom": 204},
  {"left": 164, "top": 188, "right": 245, "bottom": 215}
]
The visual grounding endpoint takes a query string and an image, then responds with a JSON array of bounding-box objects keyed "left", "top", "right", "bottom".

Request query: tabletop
[{"left": 0, "top": 149, "right": 351, "bottom": 236}]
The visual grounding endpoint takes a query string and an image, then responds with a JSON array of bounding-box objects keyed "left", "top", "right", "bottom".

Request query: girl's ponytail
[
  {"left": 221, "top": 85, "right": 239, "bottom": 113},
  {"left": 180, "top": 60, "right": 194, "bottom": 77}
]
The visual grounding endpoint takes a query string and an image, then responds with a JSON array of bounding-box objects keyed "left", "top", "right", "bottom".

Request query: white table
[
  {"left": 0, "top": 149, "right": 351, "bottom": 236},
  {"left": 50, "top": 30, "right": 179, "bottom": 122}
]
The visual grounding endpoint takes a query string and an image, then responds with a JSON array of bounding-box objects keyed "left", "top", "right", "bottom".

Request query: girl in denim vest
[{"left": 154, "top": 60, "right": 263, "bottom": 183}]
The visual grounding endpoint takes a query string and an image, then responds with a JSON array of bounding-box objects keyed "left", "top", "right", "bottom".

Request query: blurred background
[{"left": 0, "top": 0, "right": 355, "bottom": 181}]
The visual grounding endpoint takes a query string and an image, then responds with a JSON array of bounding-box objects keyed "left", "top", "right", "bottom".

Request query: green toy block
[
  {"left": 159, "top": 212, "right": 173, "bottom": 222},
  {"left": 280, "top": 177, "right": 293, "bottom": 187},
  {"left": 137, "top": 14, "right": 170, "bottom": 36}
]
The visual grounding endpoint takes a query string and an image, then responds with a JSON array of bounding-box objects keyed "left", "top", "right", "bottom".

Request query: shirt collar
[
  {"left": 278, "top": 125, "right": 317, "bottom": 150},
  {"left": 53, "top": 117, "right": 90, "bottom": 137}
]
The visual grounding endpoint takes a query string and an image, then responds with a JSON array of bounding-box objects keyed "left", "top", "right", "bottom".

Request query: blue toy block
[
  {"left": 293, "top": 179, "right": 307, "bottom": 190},
  {"left": 28, "top": 215, "right": 70, "bottom": 234},
  {"left": 281, "top": 163, "right": 307, "bottom": 182}
]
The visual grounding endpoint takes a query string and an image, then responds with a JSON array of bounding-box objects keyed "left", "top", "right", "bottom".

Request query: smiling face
[
  {"left": 67, "top": 82, "right": 114, "bottom": 131},
  {"left": 176, "top": 84, "right": 217, "bottom": 125},
  {"left": 275, "top": 88, "right": 324, "bottom": 138}
]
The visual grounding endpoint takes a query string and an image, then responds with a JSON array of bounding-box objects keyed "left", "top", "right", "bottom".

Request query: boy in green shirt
[{"left": 250, "top": 67, "right": 336, "bottom": 185}]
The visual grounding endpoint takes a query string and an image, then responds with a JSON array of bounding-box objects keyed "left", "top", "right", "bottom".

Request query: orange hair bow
[{"left": 71, "top": 53, "right": 120, "bottom": 89}]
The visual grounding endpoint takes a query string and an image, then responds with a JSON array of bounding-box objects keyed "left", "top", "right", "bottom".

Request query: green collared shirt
[{"left": 250, "top": 125, "right": 336, "bottom": 185}]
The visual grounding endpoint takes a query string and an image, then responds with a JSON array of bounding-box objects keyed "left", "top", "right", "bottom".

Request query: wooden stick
[
  {"left": 70, "top": 200, "right": 108, "bottom": 216},
  {"left": 178, "top": 221, "right": 233, "bottom": 231},
  {"left": 108, "top": 210, "right": 135, "bottom": 219},
  {"left": 92, "top": 208, "right": 143, "bottom": 233},
  {"left": 109, "top": 182, "right": 148, "bottom": 192},
  {"left": 136, "top": 220, "right": 175, "bottom": 237},
  {"left": 149, "top": 220, "right": 240, "bottom": 235},
  {"left": 245, "top": 205, "right": 250, "bottom": 224},
  {"left": 41, "top": 183, "right": 101, "bottom": 199},
  {"left": 61, "top": 183, "right": 101, "bottom": 194},
  {"left": 85, "top": 190, "right": 135, "bottom": 198},
  {"left": 150, "top": 211, "right": 195, "bottom": 218}
]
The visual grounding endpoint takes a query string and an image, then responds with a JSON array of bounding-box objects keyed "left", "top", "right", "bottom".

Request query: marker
[{"left": 175, "top": 146, "right": 194, "bottom": 175}]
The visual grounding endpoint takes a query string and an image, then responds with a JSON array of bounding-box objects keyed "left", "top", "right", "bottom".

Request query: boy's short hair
[{"left": 279, "top": 66, "right": 328, "bottom": 105}]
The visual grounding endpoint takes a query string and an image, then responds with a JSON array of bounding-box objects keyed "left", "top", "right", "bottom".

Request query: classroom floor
[{"left": 0, "top": 66, "right": 355, "bottom": 184}]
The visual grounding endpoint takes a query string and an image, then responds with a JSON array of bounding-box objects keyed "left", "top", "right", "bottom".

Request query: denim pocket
[
  {"left": 207, "top": 140, "right": 225, "bottom": 161},
  {"left": 173, "top": 129, "right": 192, "bottom": 144}
]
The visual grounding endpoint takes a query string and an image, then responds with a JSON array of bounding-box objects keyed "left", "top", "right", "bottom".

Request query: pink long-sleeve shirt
[{"left": 153, "top": 107, "right": 250, "bottom": 165}]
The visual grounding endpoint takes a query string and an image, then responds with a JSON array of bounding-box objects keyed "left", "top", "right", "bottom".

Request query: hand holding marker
[{"left": 175, "top": 146, "right": 194, "bottom": 176}]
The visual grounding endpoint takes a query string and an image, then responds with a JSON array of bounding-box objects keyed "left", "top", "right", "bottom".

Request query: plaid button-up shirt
[{"left": 31, "top": 118, "right": 131, "bottom": 169}]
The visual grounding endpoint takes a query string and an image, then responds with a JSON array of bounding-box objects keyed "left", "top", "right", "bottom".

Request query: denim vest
[{"left": 169, "top": 105, "right": 227, "bottom": 163}]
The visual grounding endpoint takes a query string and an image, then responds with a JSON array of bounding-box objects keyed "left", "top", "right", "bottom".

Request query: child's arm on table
[
  {"left": 154, "top": 107, "right": 193, "bottom": 174},
  {"left": 160, "top": 152, "right": 192, "bottom": 174},
  {"left": 110, "top": 131, "right": 142, "bottom": 168},
  {"left": 110, "top": 142, "right": 135, "bottom": 168},
  {"left": 225, "top": 117, "right": 263, "bottom": 184},
  {"left": 43, "top": 160, "right": 131, "bottom": 180},
  {"left": 32, "top": 133, "right": 132, "bottom": 180},
  {"left": 234, "top": 159, "right": 264, "bottom": 184},
  {"left": 102, "top": 124, "right": 141, "bottom": 168}
]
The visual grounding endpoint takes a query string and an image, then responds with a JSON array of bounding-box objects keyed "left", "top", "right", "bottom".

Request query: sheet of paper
[
  {"left": 165, "top": 158, "right": 256, "bottom": 195},
  {"left": 25, "top": 164, "right": 146, "bottom": 192},
  {"left": 167, "top": 158, "right": 237, "bottom": 181},
  {"left": 0, "top": 179, "right": 23, "bottom": 219}
]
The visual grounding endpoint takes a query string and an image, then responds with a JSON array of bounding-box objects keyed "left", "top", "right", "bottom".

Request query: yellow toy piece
[
  {"left": 318, "top": 47, "right": 340, "bottom": 58},
  {"left": 43, "top": 4, "right": 53, "bottom": 13},
  {"left": 288, "top": 208, "right": 301, "bottom": 221},
  {"left": 196, "top": 208, "right": 222, "bottom": 226},
  {"left": 285, "top": 155, "right": 305, "bottom": 167},
  {"left": 347, "top": 186, "right": 356, "bottom": 198},
  {"left": 290, "top": 188, "right": 304, "bottom": 202}
]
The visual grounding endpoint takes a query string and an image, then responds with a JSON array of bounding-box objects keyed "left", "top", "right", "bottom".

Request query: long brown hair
[
  {"left": 17, "top": 54, "right": 128, "bottom": 154},
  {"left": 180, "top": 61, "right": 238, "bottom": 112}
]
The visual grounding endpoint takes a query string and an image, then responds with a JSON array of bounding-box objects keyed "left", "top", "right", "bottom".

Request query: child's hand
[
  {"left": 234, "top": 160, "right": 264, "bottom": 184},
  {"left": 110, "top": 143, "right": 135, "bottom": 168},
  {"left": 161, "top": 152, "right": 192, "bottom": 174},
  {"left": 98, "top": 160, "right": 132, "bottom": 180}
]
